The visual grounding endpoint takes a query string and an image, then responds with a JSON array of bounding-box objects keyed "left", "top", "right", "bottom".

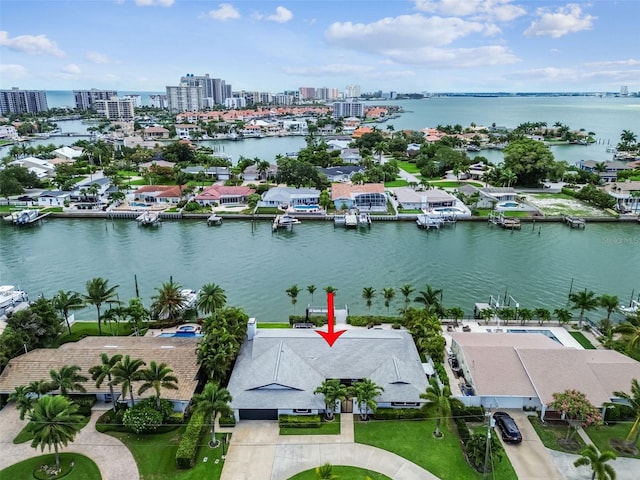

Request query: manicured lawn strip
[
  {"left": 428, "top": 181, "right": 462, "bottom": 188},
  {"left": 0, "top": 453, "right": 101, "bottom": 479},
  {"left": 118, "top": 170, "right": 139, "bottom": 177},
  {"left": 398, "top": 209, "right": 422, "bottom": 214},
  {"left": 289, "top": 466, "right": 391, "bottom": 479},
  {"left": 258, "top": 322, "right": 291, "bottom": 329},
  {"left": 107, "top": 427, "right": 226, "bottom": 480},
  {"left": 528, "top": 416, "right": 586, "bottom": 453},
  {"left": 585, "top": 422, "right": 640, "bottom": 459},
  {"left": 568, "top": 331, "right": 596, "bottom": 349},
  {"left": 280, "top": 416, "right": 341, "bottom": 436},
  {"left": 528, "top": 193, "right": 576, "bottom": 200},
  {"left": 384, "top": 179, "right": 409, "bottom": 187},
  {"left": 55, "top": 321, "right": 135, "bottom": 346},
  {"left": 128, "top": 179, "right": 149, "bottom": 185},
  {"left": 256, "top": 207, "right": 279, "bottom": 214},
  {"left": 354, "top": 419, "right": 517, "bottom": 480},
  {"left": 396, "top": 161, "right": 420, "bottom": 173}
]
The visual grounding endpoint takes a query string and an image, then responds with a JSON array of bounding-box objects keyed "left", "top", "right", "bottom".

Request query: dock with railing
[{"left": 563, "top": 215, "right": 586, "bottom": 229}]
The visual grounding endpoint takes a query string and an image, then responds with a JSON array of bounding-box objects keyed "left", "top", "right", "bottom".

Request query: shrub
[
  {"left": 373, "top": 408, "right": 428, "bottom": 420},
  {"left": 219, "top": 414, "right": 236, "bottom": 427},
  {"left": 72, "top": 395, "right": 96, "bottom": 416},
  {"left": 183, "top": 201, "right": 200, "bottom": 212},
  {"left": 454, "top": 417, "right": 471, "bottom": 444},
  {"left": 452, "top": 403, "right": 485, "bottom": 422},
  {"left": 123, "top": 404, "right": 163, "bottom": 434},
  {"left": 288, "top": 315, "right": 326, "bottom": 326},
  {"left": 135, "top": 397, "right": 175, "bottom": 423},
  {"left": 278, "top": 414, "right": 322, "bottom": 428},
  {"left": 347, "top": 315, "right": 403, "bottom": 327},
  {"left": 434, "top": 364, "right": 449, "bottom": 387},
  {"left": 176, "top": 409, "right": 207, "bottom": 469}
]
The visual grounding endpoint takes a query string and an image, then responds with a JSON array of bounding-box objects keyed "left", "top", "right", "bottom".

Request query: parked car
[{"left": 493, "top": 411, "right": 522, "bottom": 443}]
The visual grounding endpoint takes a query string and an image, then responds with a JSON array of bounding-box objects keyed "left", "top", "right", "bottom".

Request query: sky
[{"left": 0, "top": 0, "right": 638, "bottom": 93}]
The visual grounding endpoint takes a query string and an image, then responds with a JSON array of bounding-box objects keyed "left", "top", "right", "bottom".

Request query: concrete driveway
[{"left": 495, "top": 410, "right": 564, "bottom": 480}]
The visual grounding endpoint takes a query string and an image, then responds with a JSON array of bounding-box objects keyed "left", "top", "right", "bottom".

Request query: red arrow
[{"left": 316, "top": 291, "right": 346, "bottom": 347}]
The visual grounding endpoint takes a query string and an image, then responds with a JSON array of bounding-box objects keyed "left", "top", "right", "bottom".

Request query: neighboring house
[
  {"left": 579, "top": 160, "right": 635, "bottom": 183},
  {"left": 603, "top": 180, "right": 640, "bottom": 212},
  {"left": 11, "top": 156, "right": 55, "bottom": 179},
  {"left": 243, "top": 164, "right": 277, "bottom": 182},
  {"left": 406, "top": 143, "right": 421, "bottom": 157},
  {"left": 227, "top": 325, "right": 429, "bottom": 421},
  {"left": 134, "top": 185, "right": 183, "bottom": 204},
  {"left": 181, "top": 165, "right": 230, "bottom": 181},
  {"left": 0, "top": 336, "right": 200, "bottom": 413},
  {"left": 174, "top": 124, "right": 199, "bottom": 139},
  {"left": 52, "top": 146, "right": 83, "bottom": 164},
  {"left": 466, "top": 186, "right": 517, "bottom": 208},
  {"left": 340, "top": 148, "right": 362, "bottom": 164},
  {"left": 318, "top": 166, "right": 364, "bottom": 183},
  {"left": 460, "top": 162, "right": 491, "bottom": 181},
  {"left": 138, "top": 159, "right": 176, "bottom": 171},
  {"left": 331, "top": 183, "right": 386, "bottom": 211},
  {"left": 394, "top": 187, "right": 457, "bottom": 210},
  {"left": 143, "top": 126, "right": 170, "bottom": 140},
  {"left": 449, "top": 332, "right": 640, "bottom": 419},
  {"left": 260, "top": 187, "right": 320, "bottom": 208},
  {"left": 37, "top": 191, "right": 70, "bottom": 207},
  {"left": 72, "top": 177, "right": 111, "bottom": 198},
  {"left": 194, "top": 185, "right": 255, "bottom": 206},
  {"left": 0, "top": 125, "right": 18, "bottom": 140}
]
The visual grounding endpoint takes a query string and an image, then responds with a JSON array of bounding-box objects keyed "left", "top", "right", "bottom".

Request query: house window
[
  {"left": 391, "top": 402, "right": 419, "bottom": 407},
  {"left": 293, "top": 409, "right": 311, "bottom": 414}
]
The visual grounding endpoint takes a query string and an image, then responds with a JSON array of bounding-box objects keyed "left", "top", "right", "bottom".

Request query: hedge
[
  {"left": 454, "top": 418, "right": 472, "bottom": 444},
  {"left": 288, "top": 315, "right": 327, "bottom": 326},
  {"left": 278, "top": 414, "right": 322, "bottom": 428},
  {"left": 72, "top": 395, "right": 96, "bottom": 417},
  {"left": 176, "top": 409, "right": 207, "bottom": 469},
  {"left": 347, "top": 315, "right": 403, "bottom": 327},
  {"left": 434, "top": 364, "right": 449, "bottom": 387},
  {"left": 219, "top": 414, "right": 236, "bottom": 427},
  {"left": 372, "top": 408, "right": 428, "bottom": 420}
]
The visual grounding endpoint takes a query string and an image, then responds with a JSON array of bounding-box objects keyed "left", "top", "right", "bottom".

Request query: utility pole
[{"left": 483, "top": 411, "right": 495, "bottom": 480}]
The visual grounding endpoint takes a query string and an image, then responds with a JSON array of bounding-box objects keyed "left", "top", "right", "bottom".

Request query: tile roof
[{"left": 331, "top": 183, "right": 385, "bottom": 200}]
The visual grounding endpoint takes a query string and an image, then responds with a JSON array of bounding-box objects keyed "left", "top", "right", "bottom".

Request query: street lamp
[{"left": 483, "top": 411, "right": 495, "bottom": 479}]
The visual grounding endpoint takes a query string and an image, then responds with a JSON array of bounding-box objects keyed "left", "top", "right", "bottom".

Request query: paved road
[{"left": 0, "top": 404, "right": 139, "bottom": 480}]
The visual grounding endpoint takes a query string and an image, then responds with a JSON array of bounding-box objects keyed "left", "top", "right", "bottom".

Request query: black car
[{"left": 493, "top": 412, "right": 522, "bottom": 443}]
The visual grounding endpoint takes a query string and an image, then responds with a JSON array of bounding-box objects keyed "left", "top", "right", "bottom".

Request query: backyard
[{"left": 525, "top": 193, "right": 612, "bottom": 217}]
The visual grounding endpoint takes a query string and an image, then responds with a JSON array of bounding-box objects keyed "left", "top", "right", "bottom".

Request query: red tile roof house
[
  {"left": 194, "top": 185, "right": 255, "bottom": 207},
  {"left": 134, "top": 185, "right": 186, "bottom": 204},
  {"left": 331, "top": 183, "right": 387, "bottom": 212}
]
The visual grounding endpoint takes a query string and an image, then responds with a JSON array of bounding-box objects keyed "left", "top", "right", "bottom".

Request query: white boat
[
  {"left": 136, "top": 211, "right": 161, "bottom": 226},
  {"left": 358, "top": 212, "right": 371, "bottom": 227},
  {"left": 273, "top": 215, "right": 301, "bottom": 230},
  {"left": 0, "top": 285, "right": 29, "bottom": 310},
  {"left": 12, "top": 210, "right": 39, "bottom": 225},
  {"left": 620, "top": 300, "right": 639, "bottom": 315},
  {"left": 180, "top": 289, "right": 199, "bottom": 310}
]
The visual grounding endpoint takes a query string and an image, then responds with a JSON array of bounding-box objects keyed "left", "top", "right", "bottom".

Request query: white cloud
[
  {"left": 524, "top": 4, "right": 595, "bottom": 38},
  {"left": 61, "top": 64, "right": 81, "bottom": 74},
  {"left": 282, "top": 63, "right": 376, "bottom": 76},
  {"left": 414, "top": 0, "right": 526, "bottom": 22},
  {"left": 135, "top": 0, "right": 175, "bottom": 6},
  {"left": 267, "top": 6, "right": 293, "bottom": 23},
  {"left": 86, "top": 51, "right": 110, "bottom": 64},
  {"left": 583, "top": 59, "right": 640, "bottom": 68},
  {"left": 387, "top": 45, "right": 519, "bottom": 68},
  {"left": 0, "top": 63, "right": 28, "bottom": 79},
  {"left": 208, "top": 3, "right": 240, "bottom": 21},
  {"left": 0, "top": 31, "right": 64, "bottom": 56}
]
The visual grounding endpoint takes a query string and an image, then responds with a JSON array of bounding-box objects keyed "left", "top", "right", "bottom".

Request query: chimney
[{"left": 247, "top": 317, "right": 257, "bottom": 341}]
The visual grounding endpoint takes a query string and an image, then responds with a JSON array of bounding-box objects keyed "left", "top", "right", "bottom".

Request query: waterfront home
[
  {"left": 37, "top": 190, "right": 70, "bottom": 207},
  {"left": 0, "top": 336, "right": 200, "bottom": 413},
  {"left": 394, "top": 187, "right": 457, "bottom": 210},
  {"left": 458, "top": 161, "right": 491, "bottom": 181},
  {"left": 143, "top": 126, "right": 170, "bottom": 140},
  {"left": 260, "top": 187, "right": 320, "bottom": 208},
  {"left": 123, "top": 135, "right": 164, "bottom": 150},
  {"left": 331, "top": 183, "right": 386, "bottom": 211},
  {"left": 458, "top": 185, "right": 518, "bottom": 208},
  {"left": 139, "top": 159, "right": 176, "bottom": 171},
  {"left": 603, "top": 180, "right": 640, "bottom": 212},
  {"left": 174, "top": 123, "right": 200, "bottom": 140},
  {"left": 194, "top": 185, "right": 255, "bottom": 207},
  {"left": 134, "top": 185, "right": 184, "bottom": 204},
  {"left": 227, "top": 325, "right": 428, "bottom": 421},
  {"left": 181, "top": 165, "right": 230, "bottom": 181},
  {"left": 340, "top": 148, "right": 362, "bottom": 164},
  {"left": 0, "top": 125, "right": 18, "bottom": 140},
  {"left": 10, "top": 156, "right": 55, "bottom": 179},
  {"left": 406, "top": 143, "right": 421, "bottom": 157},
  {"left": 243, "top": 163, "right": 277, "bottom": 182},
  {"left": 579, "top": 160, "right": 635, "bottom": 183},
  {"left": 351, "top": 126, "right": 373, "bottom": 139},
  {"left": 318, "top": 166, "right": 365, "bottom": 183},
  {"left": 52, "top": 146, "right": 83, "bottom": 164},
  {"left": 449, "top": 332, "right": 640, "bottom": 419}
]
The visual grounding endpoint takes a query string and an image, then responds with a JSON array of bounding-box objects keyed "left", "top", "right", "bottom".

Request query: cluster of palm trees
[{"left": 313, "top": 378, "right": 384, "bottom": 422}]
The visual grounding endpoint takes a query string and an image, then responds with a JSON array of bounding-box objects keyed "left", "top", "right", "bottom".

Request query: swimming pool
[
  {"left": 130, "top": 201, "right": 151, "bottom": 208},
  {"left": 433, "top": 207, "right": 465, "bottom": 213},
  {"left": 293, "top": 205, "right": 321, "bottom": 212},
  {"left": 497, "top": 201, "right": 520, "bottom": 208},
  {"left": 158, "top": 332, "right": 203, "bottom": 338},
  {"left": 507, "top": 329, "right": 561, "bottom": 344}
]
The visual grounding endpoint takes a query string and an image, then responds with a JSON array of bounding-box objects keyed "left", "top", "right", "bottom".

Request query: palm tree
[
  {"left": 599, "top": 294, "right": 619, "bottom": 322},
  {"left": 9, "top": 385, "right": 34, "bottom": 420},
  {"left": 192, "top": 381, "right": 233, "bottom": 447},
  {"left": 27, "top": 379, "right": 52, "bottom": 398},
  {"left": 400, "top": 284, "right": 414, "bottom": 312},
  {"left": 534, "top": 308, "right": 551, "bottom": 326},
  {"left": 111, "top": 355, "right": 146, "bottom": 406},
  {"left": 197, "top": 283, "right": 227, "bottom": 317},
  {"left": 382, "top": 287, "right": 395, "bottom": 313},
  {"left": 53, "top": 290, "right": 85, "bottom": 335},
  {"left": 352, "top": 378, "right": 384, "bottom": 421},
  {"left": 569, "top": 290, "right": 599, "bottom": 329},
  {"left": 362, "top": 287, "right": 376, "bottom": 311},
  {"left": 447, "top": 307, "right": 465, "bottom": 328},
  {"left": 151, "top": 280, "right": 187, "bottom": 323},
  {"left": 613, "top": 378, "right": 640, "bottom": 445},
  {"left": 28, "top": 395, "right": 84, "bottom": 469},
  {"left": 89, "top": 353, "right": 122, "bottom": 412},
  {"left": 615, "top": 321, "right": 640, "bottom": 354},
  {"left": 84, "top": 277, "right": 119, "bottom": 336},
  {"left": 48, "top": 365, "right": 88, "bottom": 396},
  {"left": 554, "top": 307, "right": 573, "bottom": 326},
  {"left": 499, "top": 168, "right": 518, "bottom": 187},
  {"left": 314, "top": 379, "right": 348, "bottom": 421},
  {"left": 573, "top": 444, "right": 616, "bottom": 480},
  {"left": 518, "top": 307, "right": 533, "bottom": 326},
  {"left": 138, "top": 361, "right": 179, "bottom": 410},
  {"left": 420, "top": 376, "right": 458, "bottom": 438},
  {"left": 286, "top": 284, "right": 301, "bottom": 312},
  {"left": 307, "top": 285, "right": 317, "bottom": 303},
  {"left": 324, "top": 286, "right": 338, "bottom": 296},
  {"left": 315, "top": 463, "right": 338, "bottom": 480},
  {"left": 414, "top": 284, "right": 444, "bottom": 317}
]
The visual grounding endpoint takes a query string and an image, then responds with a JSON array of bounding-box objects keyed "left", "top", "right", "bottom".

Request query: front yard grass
[
  {"left": 0, "top": 453, "right": 101, "bottom": 480},
  {"left": 585, "top": 422, "right": 640, "bottom": 458},
  {"left": 280, "top": 415, "right": 341, "bottom": 436},
  {"left": 54, "top": 321, "right": 136, "bottom": 346},
  {"left": 396, "top": 161, "right": 420, "bottom": 173},
  {"left": 355, "top": 419, "right": 517, "bottom": 480},
  {"left": 568, "top": 331, "right": 596, "bottom": 349},
  {"left": 108, "top": 427, "right": 227, "bottom": 480},
  {"left": 528, "top": 416, "right": 586, "bottom": 453},
  {"left": 384, "top": 179, "right": 409, "bottom": 187},
  {"left": 289, "top": 466, "right": 391, "bottom": 479},
  {"left": 258, "top": 322, "right": 290, "bottom": 329}
]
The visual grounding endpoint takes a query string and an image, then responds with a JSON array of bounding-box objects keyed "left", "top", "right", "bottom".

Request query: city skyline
[{"left": 0, "top": 1, "right": 638, "bottom": 93}]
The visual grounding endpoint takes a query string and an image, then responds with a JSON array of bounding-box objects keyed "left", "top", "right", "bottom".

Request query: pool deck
[{"left": 145, "top": 322, "right": 200, "bottom": 337}]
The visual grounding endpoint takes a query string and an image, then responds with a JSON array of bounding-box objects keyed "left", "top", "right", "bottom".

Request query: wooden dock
[
  {"left": 564, "top": 215, "right": 586, "bottom": 228},
  {"left": 207, "top": 214, "right": 222, "bottom": 226},
  {"left": 488, "top": 211, "right": 521, "bottom": 230}
]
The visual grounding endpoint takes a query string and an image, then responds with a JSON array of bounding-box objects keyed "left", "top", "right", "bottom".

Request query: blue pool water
[
  {"left": 293, "top": 205, "right": 320, "bottom": 211},
  {"left": 498, "top": 201, "right": 520, "bottom": 208},
  {"left": 131, "top": 201, "right": 151, "bottom": 207},
  {"left": 434, "top": 207, "right": 464, "bottom": 213},
  {"left": 507, "top": 329, "right": 561, "bottom": 344},
  {"left": 158, "top": 332, "right": 203, "bottom": 338}
]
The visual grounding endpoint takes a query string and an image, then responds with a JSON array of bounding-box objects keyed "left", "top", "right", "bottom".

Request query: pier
[
  {"left": 344, "top": 213, "right": 358, "bottom": 228},
  {"left": 6, "top": 210, "right": 51, "bottom": 226},
  {"left": 207, "top": 214, "right": 222, "bottom": 226},
  {"left": 136, "top": 211, "right": 161, "bottom": 226},
  {"left": 563, "top": 215, "right": 586, "bottom": 229},
  {"left": 488, "top": 211, "right": 521, "bottom": 230}
]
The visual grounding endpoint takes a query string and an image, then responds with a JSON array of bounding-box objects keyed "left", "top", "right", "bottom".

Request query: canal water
[{"left": 1, "top": 218, "right": 638, "bottom": 322}]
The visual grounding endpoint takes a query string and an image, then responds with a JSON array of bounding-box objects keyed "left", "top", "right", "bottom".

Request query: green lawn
[
  {"left": 568, "top": 331, "right": 596, "bottom": 349},
  {"left": 55, "top": 321, "right": 136, "bottom": 346},
  {"left": 355, "top": 419, "right": 517, "bottom": 480},
  {"left": 528, "top": 416, "right": 586, "bottom": 453},
  {"left": 118, "top": 170, "right": 139, "bottom": 177},
  {"left": 289, "top": 466, "right": 391, "bottom": 480},
  {"left": 280, "top": 416, "right": 341, "bottom": 436},
  {"left": 475, "top": 209, "right": 532, "bottom": 218},
  {"left": 398, "top": 209, "right": 423, "bottom": 214},
  {"left": 585, "top": 421, "right": 640, "bottom": 458},
  {"left": 384, "top": 179, "right": 409, "bottom": 187},
  {"left": 41, "top": 207, "right": 63, "bottom": 213},
  {"left": 258, "top": 322, "right": 291, "bottom": 329},
  {"left": 128, "top": 179, "right": 149, "bottom": 186},
  {"left": 108, "top": 427, "right": 227, "bottom": 480},
  {"left": 14, "top": 416, "right": 91, "bottom": 444},
  {"left": 396, "top": 161, "right": 420, "bottom": 174},
  {"left": 0, "top": 453, "right": 101, "bottom": 479}
]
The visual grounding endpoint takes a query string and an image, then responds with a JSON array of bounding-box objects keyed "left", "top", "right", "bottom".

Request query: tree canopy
[{"left": 502, "top": 138, "right": 555, "bottom": 186}]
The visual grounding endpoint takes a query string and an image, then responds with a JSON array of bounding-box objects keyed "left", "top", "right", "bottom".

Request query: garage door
[{"left": 239, "top": 409, "right": 278, "bottom": 420}]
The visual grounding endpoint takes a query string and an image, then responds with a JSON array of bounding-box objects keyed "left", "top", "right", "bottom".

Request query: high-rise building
[
  {"left": 122, "top": 94, "right": 142, "bottom": 108},
  {"left": 73, "top": 89, "right": 118, "bottom": 110},
  {"left": 344, "top": 84, "right": 361, "bottom": 99},
  {"left": 179, "top": 74, "right": 231, "bottom": 105},
  {"left": 93, "top": 97, "right": 134, "bottom": 120},
  {"left": 332, "top": 101, "right": 364, "bottom": 119},
  {"left": 166, "top": 82, "right": 204, "bottom": 113},
  {"left": 299, "top": 87, "right": 316, "bottom": 101},
  {"left": 620, "top": 85, "right": 629, "bottom": 96},
  {"left": 149, "top": 94, "right": 168, "bottom": 109},
  {"left": 0, "top": 88, "right": 49, "bottom": 115}
]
